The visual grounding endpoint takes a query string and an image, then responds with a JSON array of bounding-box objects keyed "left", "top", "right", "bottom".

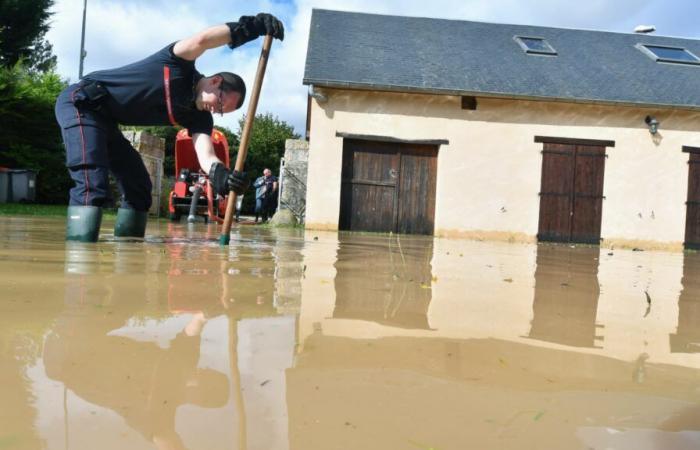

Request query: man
[
  {"left": 253, "top": 168, "right": 278, "bottom": 223},
  {"left": 55, "top": 14, "right": 284, "bottom": 241}
]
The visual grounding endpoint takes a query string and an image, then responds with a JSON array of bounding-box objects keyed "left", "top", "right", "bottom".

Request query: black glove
[
  {"left": 209, "top": 162, "right": 249, "bottom": 196},
  {"left": 226, "top": 13, "right": 284, "bottom": 49}
]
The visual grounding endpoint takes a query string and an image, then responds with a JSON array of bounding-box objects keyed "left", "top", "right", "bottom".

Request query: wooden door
[
  {"left": 339, "top": 140, "right": 438, "bottom": 235},
  {"left": 538, "top": 142, "right": 606, "bottom": 244},
  {"left": 339, "top": 140, "right": 399, "bottom": 232},
  {"left": 570, "top": 145, "right": 606, "bottom": 243},
  {"left": 684, "top": 153, "right": 700, "bottom": 249},
  {"left": 397, "top": 146, "right": 438, "bottom": 235}
]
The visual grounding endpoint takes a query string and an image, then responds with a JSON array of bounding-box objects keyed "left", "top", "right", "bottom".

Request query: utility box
[
  {"left": 0, "top": 168, "right": 36, "bottom": 203},
  {"left": 122, "top": 130, "right": 164, "bottom": 216}
]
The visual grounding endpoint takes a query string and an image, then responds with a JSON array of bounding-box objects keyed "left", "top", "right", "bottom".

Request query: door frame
[{"left": 338, "top": 135, "right": 442, "bottom": 235}]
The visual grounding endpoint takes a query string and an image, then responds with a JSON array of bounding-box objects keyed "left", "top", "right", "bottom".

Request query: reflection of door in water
[
  {"left": 527, "top": 244, "right": 603, "bottom": 348},
  {"left": 333, "top": 236, "right": 433, "bottom": 329},
  {"left": 670, "top": 253, "right": 700, "bottom": 353},
  {"left": 538, "top": 142, "right": 607, "bottom": 244},
  {"left": 339, "top": 139, "right": 438, "bottom": 235}
]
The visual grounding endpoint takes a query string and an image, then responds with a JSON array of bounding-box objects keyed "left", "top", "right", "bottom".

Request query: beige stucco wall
[{"left": 305, "top": 89, "right": 700, "bottom": 247}]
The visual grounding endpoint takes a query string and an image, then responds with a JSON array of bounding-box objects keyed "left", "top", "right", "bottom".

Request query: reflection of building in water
[
  {"left": 288, "top": 332, "right": 700, "bottom": 450},
  {"left": 527, "top": 244, "right": 604, "bottom": 348},
  {"left": 333, "top": 236, "right": 433, "bottom": 329},
  {"left": 272, "top": 229, "right": 305, "bottom": 314},
  {"left": 670, "top": 253, "right": 700, "bottom": 353}
]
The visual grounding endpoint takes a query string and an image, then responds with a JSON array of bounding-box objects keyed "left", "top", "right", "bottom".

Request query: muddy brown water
[{"left": 1, "top": 216, "right": 699, "bottom": 450}]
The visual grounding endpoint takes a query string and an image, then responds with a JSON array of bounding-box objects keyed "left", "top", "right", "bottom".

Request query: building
[{"left": 302, "top": 9, "right": 700, "bottom": 249}]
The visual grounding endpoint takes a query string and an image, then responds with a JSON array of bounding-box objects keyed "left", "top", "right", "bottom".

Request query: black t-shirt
[{"left": 83, "top": 43, "right": 213, "bottom": 136}]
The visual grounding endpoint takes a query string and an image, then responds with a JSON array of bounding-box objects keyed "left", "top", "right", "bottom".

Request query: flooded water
[{"left": 1, "top": 216, "right": 700, "bottom": 450}]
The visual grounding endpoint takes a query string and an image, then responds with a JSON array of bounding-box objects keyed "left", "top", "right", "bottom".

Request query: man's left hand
[{"left": 209, "top": 162, "right": 249, "bottom": 195}]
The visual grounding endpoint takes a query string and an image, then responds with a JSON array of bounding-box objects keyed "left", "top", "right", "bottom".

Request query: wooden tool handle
[{"left": 220, "top": 35, "right": 274, "bottom": 245}]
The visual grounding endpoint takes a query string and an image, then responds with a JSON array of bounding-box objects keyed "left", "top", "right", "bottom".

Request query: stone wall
[
  {"left": 122, "top": 130, "right": 164, "bottom": 216},
  {"left": 278, "top": 139, "right": 309, "bottom": 223}
]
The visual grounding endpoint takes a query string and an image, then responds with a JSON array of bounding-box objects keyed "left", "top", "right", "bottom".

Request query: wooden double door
[
  {"left": 339, "top": 139, "right": 438, "bottom": 235},
  {"left": 685, "top": 152, "right": 700, "bottom": 249},
  {"left": 538, "top": 141, "right": 607, "bottom": 244}
]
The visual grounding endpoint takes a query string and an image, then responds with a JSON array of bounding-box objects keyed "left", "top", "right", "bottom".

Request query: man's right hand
[{"left": 227, "top": 13, "right": 284, "bottom": 49}]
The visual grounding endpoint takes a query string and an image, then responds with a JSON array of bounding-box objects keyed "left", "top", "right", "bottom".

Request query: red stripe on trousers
[{"left": 71, "top": 87, "right": 90, "bottom": 206}]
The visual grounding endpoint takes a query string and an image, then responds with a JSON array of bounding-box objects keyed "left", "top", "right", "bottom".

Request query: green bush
[{"left": 0, "top": 64, "right": 69, "bottom": 203}]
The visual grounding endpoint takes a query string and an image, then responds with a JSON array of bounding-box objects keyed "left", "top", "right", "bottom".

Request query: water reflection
[
  {"left": 670, "top": 252, "right": 700, "bottom": 353},
  {"left": 527, "top": 244, "right": 604, "bottom": 348},
  {"left": 5, "top": 216, "right": 700, "bottom": 449},
  {"left": 333, "top": 235, "right": 433, "bottom": 329},
  {"left": 33, "top": 225, "right": 301, "bottom": 450}
]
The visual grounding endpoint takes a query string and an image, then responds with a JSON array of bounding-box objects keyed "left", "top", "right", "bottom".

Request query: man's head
[
  {"left": 195, "top": 72, "right": 246, "bottom": 116},
  {"left": 263, "top": 168, "right": 271, "bottom": 177}
]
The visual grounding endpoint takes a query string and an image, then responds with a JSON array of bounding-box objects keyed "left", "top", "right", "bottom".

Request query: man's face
[
  {"left": 263, "top": 169, "right": 271, "bottom": 177},
  {"left": 195, "top": 76, "right": 241, "bottom": 115}
]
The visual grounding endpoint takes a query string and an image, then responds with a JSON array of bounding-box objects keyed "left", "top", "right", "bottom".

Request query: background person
[{"left": 253, "top": 168, "right": 278, "bottom": 223}]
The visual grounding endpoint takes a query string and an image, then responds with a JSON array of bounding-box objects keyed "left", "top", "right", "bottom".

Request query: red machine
[{"left": 168, "top": 129, "right": 230, "bottom": 223}]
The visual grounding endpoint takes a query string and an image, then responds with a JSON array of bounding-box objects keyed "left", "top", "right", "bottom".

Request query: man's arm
[
  {"left": 193, "top": 133, "right": 249, "bottom": 195},
  {"left": 192, "top": 133, "right": 220, "bottom": 174},
  {"left": 173, "top": 25, "right": 231, "bottom": 61},
  {"left": 173, "top": 14, "right": 284, "bottom": 61}
]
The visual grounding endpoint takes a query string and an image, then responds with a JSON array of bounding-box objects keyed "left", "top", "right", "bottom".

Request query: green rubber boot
[
  {"left": 66, "top": 206, "right": 103, "bottom": 242},
  {"left": 114, "top": 208, "right": 148, "bottom": 238}
]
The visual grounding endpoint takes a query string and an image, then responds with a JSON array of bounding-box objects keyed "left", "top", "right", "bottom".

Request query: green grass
[{"left": 0, "top": 204, "right": 117, "bottom": 217}]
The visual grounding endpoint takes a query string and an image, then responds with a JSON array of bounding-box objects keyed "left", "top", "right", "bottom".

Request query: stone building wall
[{"left": 278, "top": 139, "right": 309, "bottom": 223}]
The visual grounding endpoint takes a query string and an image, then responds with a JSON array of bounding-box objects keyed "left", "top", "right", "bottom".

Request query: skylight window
[
  {"left": 514, "top": 36, "right": 557, "bottom": 56},
  {"left": 636, "top": 44, "right": 700, "bottom": 65}
]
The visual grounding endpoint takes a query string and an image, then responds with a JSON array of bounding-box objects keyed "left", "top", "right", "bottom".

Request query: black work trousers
[{"left": 54, "top": 83, "right": 152, "bottom": 211}]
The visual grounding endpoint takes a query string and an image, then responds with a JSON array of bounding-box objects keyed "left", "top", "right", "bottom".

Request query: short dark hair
[{"left": 213, "top": 72, "right": 246, "bottom": 109}]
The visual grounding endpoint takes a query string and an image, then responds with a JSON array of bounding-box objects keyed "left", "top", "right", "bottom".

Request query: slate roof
[{"left": 303, "top": 9, "right": 700, "bottom": 110}]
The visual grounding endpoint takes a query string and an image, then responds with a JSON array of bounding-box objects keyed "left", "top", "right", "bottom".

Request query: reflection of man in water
[{"left": 44, "top": 307, "right": 228, "bottom": 450}]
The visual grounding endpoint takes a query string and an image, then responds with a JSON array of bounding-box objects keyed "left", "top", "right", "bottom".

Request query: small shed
[{"left": 303, "top": 9, "right": 700, "bottom": 249}]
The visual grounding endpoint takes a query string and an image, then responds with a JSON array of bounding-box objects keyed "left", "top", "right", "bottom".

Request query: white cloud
[{"left": 46, "top": 0, "right": 700, "bottom": 136}]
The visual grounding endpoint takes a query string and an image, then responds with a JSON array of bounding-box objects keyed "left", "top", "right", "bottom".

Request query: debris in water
[
  {"left": 260, "top": 379, "right": 270, "bottom": 386},
  {"left": 644, "top": 291, "right": 652, "bottom": 317},
  {"left": 632, "top": 248, "right": 644, "bottom": 252},
  {"left": 503, "top": 278, "right": 513, "bottom": 283},
  {"left": 407, "top": 438, "right": 440, "bottom": 450},
  {"left": 533, "top": 411, "right": 545, "bottom": 421}
]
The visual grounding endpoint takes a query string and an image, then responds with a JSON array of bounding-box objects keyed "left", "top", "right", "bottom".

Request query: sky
[{"left": 45, "top": 0, "right": 700, "bottom": 135}]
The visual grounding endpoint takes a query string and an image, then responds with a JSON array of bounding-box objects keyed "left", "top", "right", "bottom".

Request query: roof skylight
[
  {"left": 514, "top": 36, "right": 557, "bottom": 56},
  {"left": 636, "top": 44, "right": 700, "bottom": 65}
]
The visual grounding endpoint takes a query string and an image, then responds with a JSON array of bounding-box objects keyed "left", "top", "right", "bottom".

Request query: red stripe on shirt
[{"left": 163, "top": 66, "right": 179, "bottom": 126}]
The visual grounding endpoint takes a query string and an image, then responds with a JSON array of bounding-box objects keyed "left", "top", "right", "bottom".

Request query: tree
[
  {"left": 0, "top": 0, "right": 57, "bottom": 72},
  {"left": 0, "top": 64, "right": 68, "bottom": 203},
  {"left": 236, "top": 113, "right": 300, "bottom": 213}
]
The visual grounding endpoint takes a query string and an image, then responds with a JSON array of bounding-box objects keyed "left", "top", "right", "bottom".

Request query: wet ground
[{"left": 1, "top": 216, "right": 700, "bottom": 450}]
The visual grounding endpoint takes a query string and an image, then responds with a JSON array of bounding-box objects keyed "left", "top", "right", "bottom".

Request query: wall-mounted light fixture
[{"left": 645, "top": 115, "right": 659, "bottom": 135}]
